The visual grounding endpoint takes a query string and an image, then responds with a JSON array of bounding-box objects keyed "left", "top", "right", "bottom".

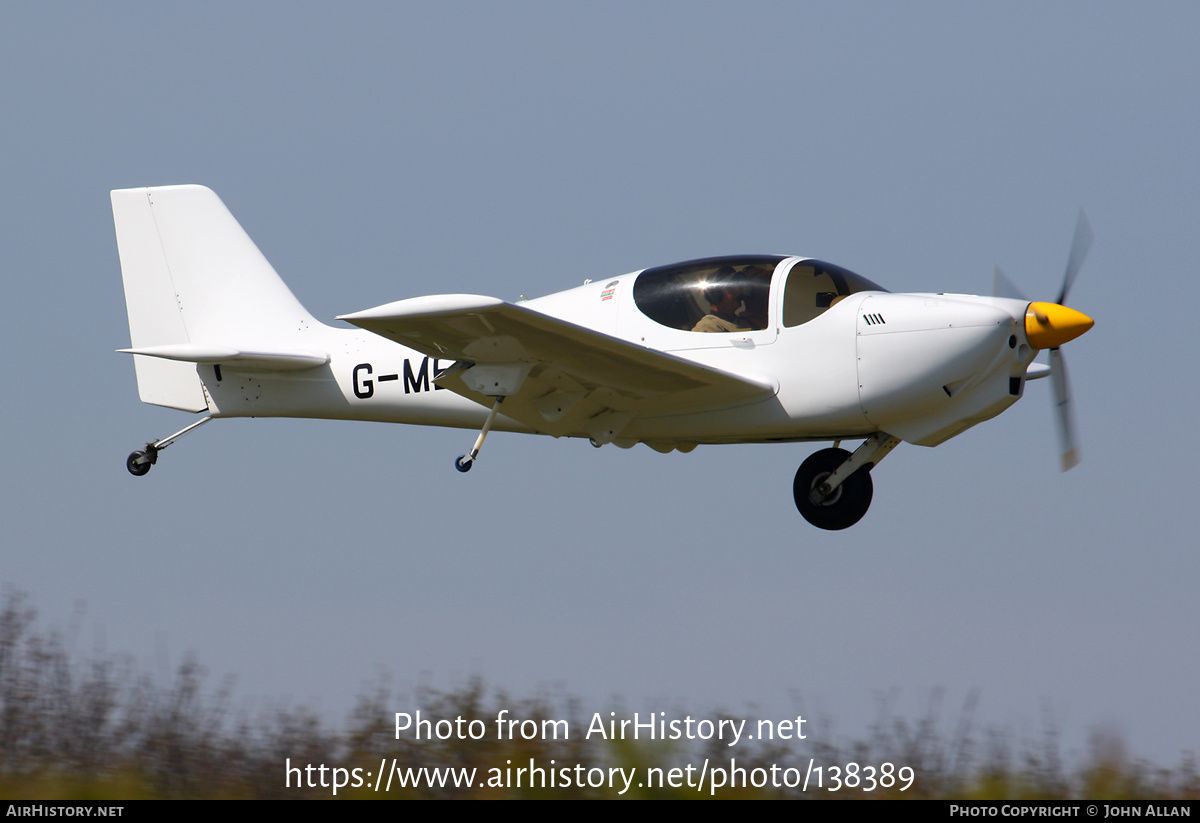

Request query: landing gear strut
[
  {"left": 454, "top": 397, "right": 504, "bottom": 473},
  {"left": 125, "top": 416, "right": 212, "bottom": 477},
  {"left": 793, "top": 433, "right": 899, "bottom": 530}
]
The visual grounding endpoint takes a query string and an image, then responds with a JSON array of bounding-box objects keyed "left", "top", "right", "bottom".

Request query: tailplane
[{"left": 112, "top": 185, "right": 327, "bottom": 411}]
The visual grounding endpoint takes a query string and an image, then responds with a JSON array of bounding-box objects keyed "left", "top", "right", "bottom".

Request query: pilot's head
[{"left": 703, "top": 266, "right": 742, "bottom": 310}]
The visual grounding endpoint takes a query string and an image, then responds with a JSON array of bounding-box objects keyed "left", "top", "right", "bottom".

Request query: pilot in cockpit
[{"left": 692, "top": 266, "right": 752, "bottom": 333}]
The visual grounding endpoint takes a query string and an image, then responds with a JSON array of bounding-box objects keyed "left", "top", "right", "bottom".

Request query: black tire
[
  {"left": 793, "top": 448, "right": 873, "bottom": 530},
  {"left": 127, "top": 451, "right": 152, "bottom": 477}
]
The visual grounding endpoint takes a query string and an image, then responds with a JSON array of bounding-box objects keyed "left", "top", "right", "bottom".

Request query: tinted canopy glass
[{"left": 633, "top": 255, "right": 885, "bottom": 332}]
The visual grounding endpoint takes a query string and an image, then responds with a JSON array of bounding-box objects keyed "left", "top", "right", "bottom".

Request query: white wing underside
[{"left": 339, "top": 295, "right": 776, "bottom": 440}]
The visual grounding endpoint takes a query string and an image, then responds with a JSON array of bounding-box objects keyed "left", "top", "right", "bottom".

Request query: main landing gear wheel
[
  {"left": 454, "top": 455, "right": 473, "bottom": 473},
  {"left": 793, "top": 447, "right": 874, "bottom": 531}
]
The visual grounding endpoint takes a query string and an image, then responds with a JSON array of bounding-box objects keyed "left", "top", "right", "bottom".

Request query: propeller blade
[
  {"left": 1057, "top": 208, "right": 1093, "bottom": 306},
  {"left": 992, "top": 265, "right": 1029, "bottom": 301},
  {"left": 1049, "top": 347, "right": 1080, "bottom": 471}
]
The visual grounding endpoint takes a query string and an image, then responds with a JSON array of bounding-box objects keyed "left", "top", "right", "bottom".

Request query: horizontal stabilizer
[{"left": 119, "top": 344, "right": 329, "bottom": 372}]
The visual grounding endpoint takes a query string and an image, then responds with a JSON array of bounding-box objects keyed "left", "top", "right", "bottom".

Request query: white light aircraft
[{"left": 113, "top": 185, "right": 1094, "bottom": 529}]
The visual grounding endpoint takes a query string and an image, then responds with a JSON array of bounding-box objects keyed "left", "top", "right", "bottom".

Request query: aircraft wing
[{"left": 338, "top": 295, "right": 777, "bottom": 439}]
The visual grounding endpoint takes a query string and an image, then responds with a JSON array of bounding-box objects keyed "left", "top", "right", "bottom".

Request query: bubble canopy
[{"left": 631, "top": 255, "right": 887, "bottom": 333}]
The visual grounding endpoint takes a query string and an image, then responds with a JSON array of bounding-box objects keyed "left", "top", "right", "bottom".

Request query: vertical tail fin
[{"left": 112, "top": 185, "right": 323, "bottom": 411}]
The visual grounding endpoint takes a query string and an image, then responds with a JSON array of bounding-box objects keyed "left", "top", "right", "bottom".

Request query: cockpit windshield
[{"left": 781, "top": 260, "right": 887, "bottom": 328}]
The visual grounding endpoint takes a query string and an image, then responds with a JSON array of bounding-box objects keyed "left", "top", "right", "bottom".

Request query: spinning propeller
[{"left": 994, "top": 210, "right": 1094, "bottom": 471}]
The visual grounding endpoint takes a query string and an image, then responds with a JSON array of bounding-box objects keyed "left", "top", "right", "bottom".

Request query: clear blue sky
[{"left": 2, "top": 2, "right": 1197, "bottom": 766}]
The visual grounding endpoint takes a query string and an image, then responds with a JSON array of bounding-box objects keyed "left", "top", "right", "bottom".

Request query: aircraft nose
[{"left": 1025, "top": 302, "right": 1094, "bottom": 349}]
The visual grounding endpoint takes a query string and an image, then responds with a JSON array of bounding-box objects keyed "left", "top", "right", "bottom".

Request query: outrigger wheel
[{"left": 793, "top": 447, "right": 874, "bottom": 531}]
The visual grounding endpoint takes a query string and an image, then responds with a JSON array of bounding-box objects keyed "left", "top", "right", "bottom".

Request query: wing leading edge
[{"left": 338, "top": 295, "right": 776, "bottom": 441}]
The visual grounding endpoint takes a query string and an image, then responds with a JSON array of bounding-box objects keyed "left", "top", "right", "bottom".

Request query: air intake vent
[{"left": 863, "top": 313, "right": 886, "bottom": 326}]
